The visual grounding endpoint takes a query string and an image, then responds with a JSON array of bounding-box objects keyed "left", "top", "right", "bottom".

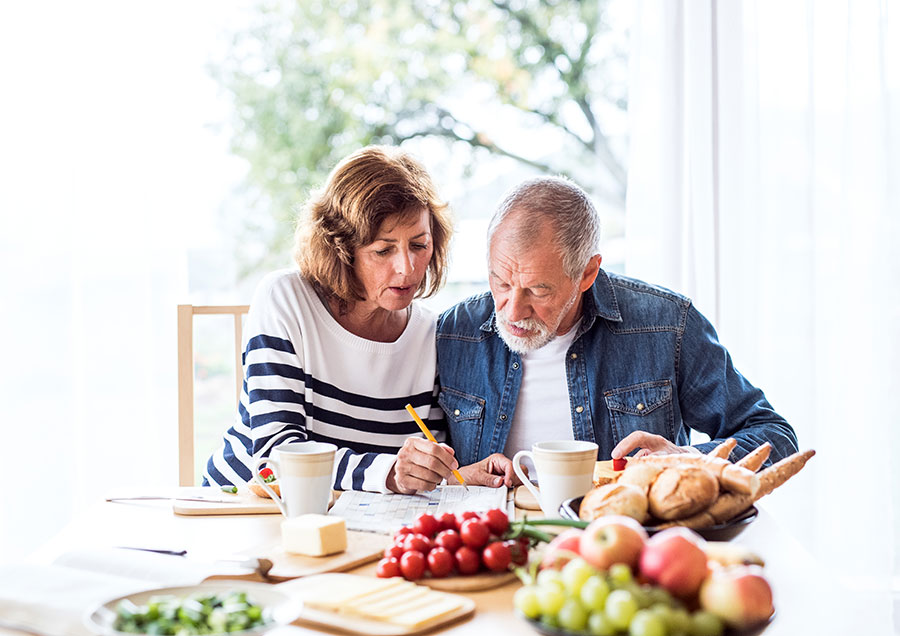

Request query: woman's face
[{"left": 353, "top": 207, "right": 434, "bottom": 313}]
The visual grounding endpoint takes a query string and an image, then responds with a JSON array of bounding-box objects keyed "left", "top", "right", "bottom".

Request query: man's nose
[{"left": 505, "top": 289, "right": 531, "bottom": 322}]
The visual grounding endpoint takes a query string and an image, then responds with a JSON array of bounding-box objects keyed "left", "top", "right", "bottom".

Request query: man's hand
[
  {"left": 459, "top": 453, "right": 521, "bottom": 488},
  {"left": 386, "top": 437, "right": 458, "bottom": 494},
  {"left": 611, "top": 431, "right": 701, "bottom": 459}
]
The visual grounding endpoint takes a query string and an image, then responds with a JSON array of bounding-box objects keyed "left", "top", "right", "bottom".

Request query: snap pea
[{"left": 113, "top": 591, "right": 268, "bottom": 635}]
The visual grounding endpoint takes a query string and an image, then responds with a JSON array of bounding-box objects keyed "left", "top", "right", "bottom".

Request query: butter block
[{"left": 281, "top": 514, "right": 347, "bottom": 556}]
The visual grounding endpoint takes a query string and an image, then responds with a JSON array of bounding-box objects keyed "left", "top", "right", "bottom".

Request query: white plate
[{"left": 83, "top": 581, "right": 301, "bottom": 636}]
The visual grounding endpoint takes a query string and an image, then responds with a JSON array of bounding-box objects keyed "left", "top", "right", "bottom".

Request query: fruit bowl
[
  {"left": 559, "top": 497, "right": 758, "bottom": 541},
  {"left": 517, "top": 611, "right": 773, "bottom": 636}
]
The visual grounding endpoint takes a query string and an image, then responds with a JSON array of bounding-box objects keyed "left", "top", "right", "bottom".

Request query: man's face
[{"left": 488, "top": 220, "right": 592, "bottom": 354}]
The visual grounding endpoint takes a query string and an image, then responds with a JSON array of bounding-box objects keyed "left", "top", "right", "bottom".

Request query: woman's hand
[
  {"left": 386, "top": 437, "right": 459, "bottom": 494},
  {"left": 459, "top": 453, "right": 521, "bottom": 488},
  {"left": 611, "top": 431, "right": 701, "bottom": 459}
]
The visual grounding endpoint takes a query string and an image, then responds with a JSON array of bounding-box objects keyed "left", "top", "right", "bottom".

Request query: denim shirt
[{"left": 435, "top": 270, "right": 798, "bottom": 467}]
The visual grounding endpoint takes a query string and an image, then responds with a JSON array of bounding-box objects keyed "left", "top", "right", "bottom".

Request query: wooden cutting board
[
  {"left": 250, "top": 530, "right": 390, "bottom": 580},
  {"left": 172, "top": 490, "right": 281, "bottom": 516},
  {"left": 278, "top": 574, "right": 475, "bottom": 636},
  {"left": 418, "top": 570, "right": 517, "bottom": 592}
]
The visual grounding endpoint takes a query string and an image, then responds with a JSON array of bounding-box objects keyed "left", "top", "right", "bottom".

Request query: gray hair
[{"left": 487, "top": 176, "right": 601, "bottom": 280}]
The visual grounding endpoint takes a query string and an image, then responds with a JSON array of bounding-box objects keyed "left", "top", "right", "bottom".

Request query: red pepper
[{"left": 612, "top": 457, "right": 627, "bottom": 471}]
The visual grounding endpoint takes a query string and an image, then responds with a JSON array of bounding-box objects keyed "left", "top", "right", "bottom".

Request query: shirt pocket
[
  {"left": 604, "top": 380, "right": 675, "bottom": 445},
  {"left": 438, "top": 387, "right": 485, "bottom": 467}
]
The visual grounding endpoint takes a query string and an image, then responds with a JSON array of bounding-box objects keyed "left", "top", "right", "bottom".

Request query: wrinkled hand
[
  {"left": 459, "top": 453, "right": 521, "bottom": 488},
  {"left": 611, "top": 431, "right": 701, "bottom": 459},
  {"left": 387, "top": 437, "right": 458, "bottom": 494}
]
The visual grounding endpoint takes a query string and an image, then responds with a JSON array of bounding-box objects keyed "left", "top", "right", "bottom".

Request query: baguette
[
  {"left": 736, "top": 442, "right": 771, "bottom": 472},
  {"left": 631, "top": 455, "right": 759, "bottom": 496},
  {"left": 708, "top": 438, "right": 737, "bottom": 460},
  {"left": 755, "top": 449, "right": 816, "bottom": 498}
]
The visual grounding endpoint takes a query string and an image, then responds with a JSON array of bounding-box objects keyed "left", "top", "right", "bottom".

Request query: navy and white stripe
[{"left": 204, "top": 270, "right": 446, "bottom": 493}]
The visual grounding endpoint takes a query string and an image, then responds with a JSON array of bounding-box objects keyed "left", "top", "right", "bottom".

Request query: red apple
[
  {"left": 699, "top": 565, "right": 775, "bottom": 629},
  {"left": 578, "top": 515, "right": 648, "bottom": 571},
  {"left": 638, "top": 527, "right": 709, "bottom": 598},
  {"left": 540, "top": 528, "right": 583, "bottom": 570}
]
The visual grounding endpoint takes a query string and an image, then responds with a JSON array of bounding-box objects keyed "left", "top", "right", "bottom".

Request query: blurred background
[{"left": 1, "top": 0, "right": 897, "bottom": 627}]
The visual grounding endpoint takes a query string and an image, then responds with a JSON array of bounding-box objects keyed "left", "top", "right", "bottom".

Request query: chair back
[{"left": 177, "top": 304, "right": 250, "bottom": 486}]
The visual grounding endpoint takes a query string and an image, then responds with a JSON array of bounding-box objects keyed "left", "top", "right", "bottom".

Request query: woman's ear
[{"left": 578, "top": 254, "right": 602, "bottom": 292}]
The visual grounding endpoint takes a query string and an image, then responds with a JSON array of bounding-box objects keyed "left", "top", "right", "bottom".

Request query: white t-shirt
[{"left": 504, "top": 326, "right": 580, "bottom": 469}]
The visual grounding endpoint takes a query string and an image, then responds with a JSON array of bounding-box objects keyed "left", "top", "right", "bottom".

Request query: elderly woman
[{"left": 204, "top": 146, "right": 511, "bottom": 494}]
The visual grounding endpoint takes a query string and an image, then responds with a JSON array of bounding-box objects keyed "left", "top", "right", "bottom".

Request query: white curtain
[{"left": 626, "top": 0, "right": 898, "bottom": 626}]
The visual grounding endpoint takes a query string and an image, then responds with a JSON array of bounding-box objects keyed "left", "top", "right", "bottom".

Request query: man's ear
[{"left": 578, "top": 254, "right": 602, "bottom": 292}]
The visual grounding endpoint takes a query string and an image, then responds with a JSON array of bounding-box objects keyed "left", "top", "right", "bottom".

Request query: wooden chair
[{"left": 177, "top": 304, "right": 250, "bottom": 486}]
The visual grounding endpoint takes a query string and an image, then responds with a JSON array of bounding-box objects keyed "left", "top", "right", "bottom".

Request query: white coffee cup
[
  {"left": 513, "top": 440, "right": 598, "bottom": 517},
  {"left": 253, "top": 441, "right": 336, "bottom": 517}
]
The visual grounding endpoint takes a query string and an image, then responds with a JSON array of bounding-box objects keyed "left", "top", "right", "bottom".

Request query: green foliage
[{"left": 216, "top": 0, "right": 628, "bottom": 274}]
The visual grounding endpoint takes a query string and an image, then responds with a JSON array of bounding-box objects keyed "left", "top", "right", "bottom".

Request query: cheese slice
[
  {"left": 281, "top": 514, "right": 347, "bottom": 557},
  {"left": 390, "top": 596, "right": 468, "bottom": 628},
  {"left": 299, "top": 575, "right": 408, "bottom": 610},
  {"left": 352, "top": 587, "right": 432, "bottom": 616}
]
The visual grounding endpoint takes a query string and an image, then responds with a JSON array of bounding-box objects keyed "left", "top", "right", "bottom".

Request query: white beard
[{"left": 495, "top": 289, "right": 579, "bottom": 354}]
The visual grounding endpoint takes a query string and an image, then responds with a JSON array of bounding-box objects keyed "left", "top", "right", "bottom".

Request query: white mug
[
  {"left": 513, "top": 440, "right": 598, "bottom": 517},
  {"left": 253, "top": 441, "right": 336, "bottom": 517}
]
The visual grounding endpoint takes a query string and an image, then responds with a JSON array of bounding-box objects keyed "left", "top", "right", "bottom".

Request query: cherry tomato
[
  {"left": 434, "top": 529, "right": 463, "bottom": 553},
  {"left": 455, "top": 546, "right": 481, "bottom": 575},
  {"left": 427, "top": 547, "right": 454, "bottom": 578},
  {"left": 456, "top": 510, "right": 481, "bottom": 527},
  {"left": 404, "top": 533, "right": 433, "bottom": 554},
  {"left": 504, "top": 539, "right": 528, "bottom": 566},
  {"left": 384, "top": 544, "right": 405, "bottom": 560},
  {"left": 460, "top": 518, "right": 490, "bottom": 549},
  {"left": 437, "top": 512, "right": 458, "bottom": 531},
  {"left": 399, "top": 550, "right": 426, "bottom": 580},
  {"left": 413, "top": 513, "right": 441, "bottom": 538},
  {"left": 481, "top": 508, "right": 510, "bottom": 535},
  {"left": 395, "top": 526, "right": 414, "bottom": 539},
  {"left": 376, "top": 557, "right": 401, "bottom": 578},
  {"left": 482, "top": 541, "right": 512, "bottom": 572}
]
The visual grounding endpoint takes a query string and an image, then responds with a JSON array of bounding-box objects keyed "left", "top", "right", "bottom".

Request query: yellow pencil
[{"left": 404, "top": 403, "right": 468, "bottom": 491}]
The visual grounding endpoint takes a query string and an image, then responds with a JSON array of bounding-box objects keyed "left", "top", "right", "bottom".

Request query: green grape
[
  {"left": 540, "top": 614, "right": 561, "bottom": 630},
  {"left": 630, "top": 584, "right": 653, "bottom": 609},
  {"left": 558, "top": 599, "right": 589, "bottom": 632},
  {"left": 513, "top": 586, "right": 542, "bottom": 620},
  {"left": 668, "top": 607, "right": 692, "bottom": 635},
  {"left": 562, "top": 558, "right": 596, "bottom": 596},
  {"left": 580, "top": 575, "right": 611, "bottom": 612},
  {"left": 587, "top": 611, "right": 617, "bottom": 636},
  {"left": 648, "top": 603, "right": 672, "bottom": 626},
  {"left": 628, "top": 609, "right": 667, "bottom": 636},
  {"left": 645, "top": 585, "right": 674, "bottom": 608},
  {"left": 537, "top": 568, "right": 566, "bottom": 592},
  {"left": 604, "top": 589, "right": 639, "bottom": 630},
  {"left": 690, "top": 611, "right": 724, "bottom": 636},
  {"left": 537, "top": 585, "right": 567, "bottom": 618},
  {"left": 607, "top": 563, "right": 633, "bottom": 587}
]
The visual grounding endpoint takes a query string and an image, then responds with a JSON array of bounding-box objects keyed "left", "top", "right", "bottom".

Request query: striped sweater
[{"left": 203, "top": 269, "right": 446, "bottom": 493}]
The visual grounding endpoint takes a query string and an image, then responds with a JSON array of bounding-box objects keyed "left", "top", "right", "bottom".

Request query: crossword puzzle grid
[{"left": 331, "top": 486, "right": 507, "bottom": 533}]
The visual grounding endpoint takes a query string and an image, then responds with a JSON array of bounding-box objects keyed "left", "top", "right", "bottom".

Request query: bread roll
[
  {"left": 648, "top": 465, "right": 719, "bottom": 520},
  {"left": 617, "top": 463, "right": 664, "bottom": 493},
  {"left": 579, "top": 482, "right": 649, "bottom": 524},
  {"left": 249, "top": 481, "right": 280, "bottom": 498}
]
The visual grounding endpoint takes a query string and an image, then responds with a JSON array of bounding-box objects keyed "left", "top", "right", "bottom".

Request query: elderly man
[{"left": 436, "top": 176, "right": 798, "bottom": 487}]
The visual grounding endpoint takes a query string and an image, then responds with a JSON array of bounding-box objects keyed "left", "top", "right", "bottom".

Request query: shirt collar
[{"left": 478, "top": 268, "right": 623, "bottom": 334}]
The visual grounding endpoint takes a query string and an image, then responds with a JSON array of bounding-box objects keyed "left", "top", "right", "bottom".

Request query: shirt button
[
  {"left": 575, "top": 406, "right": 584, "bottom": 413},
  {"left": 512, "top": 362, "right": 519, "bottom": 370},
  {"left": 500, "top": 414, "right": 508, "bottom": 421},
  {"left": 570, "top": 353, "right": 577, "bottom": 359},
  {"left": 454, "top": 409, "right": 461, "bottom": 416},
  {"left": 636, "top": 403, "right": 645, "bottom": 411}
]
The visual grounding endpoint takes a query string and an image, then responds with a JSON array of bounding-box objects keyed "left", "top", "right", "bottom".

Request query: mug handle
[
  {"left": 253, "top": 457, "right": 287, "bottom": 516},
  {"left": 512, "top": 450, "right": 541, "bottom": 504}
]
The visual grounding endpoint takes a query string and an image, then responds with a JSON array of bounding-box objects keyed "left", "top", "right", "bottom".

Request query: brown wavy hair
[{"left": 294, "top": 146, "right": 452, "bottom": 306}]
